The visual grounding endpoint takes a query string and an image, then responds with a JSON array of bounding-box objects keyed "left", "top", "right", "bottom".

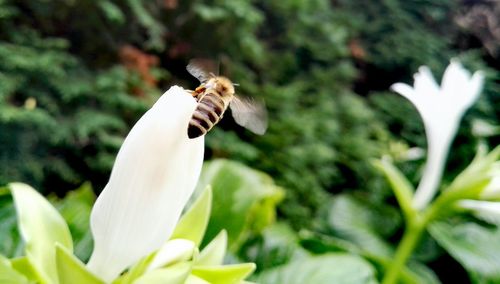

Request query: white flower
[
  {"left": 391, "top": 60, "right": 484, "bottom": 210},
  {"left": 458, "top": 200, "right": 500, "bottom": 225},
  {"left": 86, "top": 86, "right": 204, "bottom": 282}
]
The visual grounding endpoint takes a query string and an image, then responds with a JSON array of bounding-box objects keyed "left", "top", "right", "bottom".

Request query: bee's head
[{"left": 214, "top": 76, "right": 235, "bottom": 97}]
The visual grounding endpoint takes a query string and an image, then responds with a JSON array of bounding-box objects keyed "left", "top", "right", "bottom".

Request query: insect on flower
[{"left": 186, "top": 59, "right": 268, "bottom": 138}]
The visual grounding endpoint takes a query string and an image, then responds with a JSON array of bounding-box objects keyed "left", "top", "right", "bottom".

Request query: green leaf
[
  {"left": 0, "top": 255, "right": 29, "bottom": 284},
  {"left": 405, "top": 261, "right": 440, "bottom": 284},
  {"left": 323, "top": 194, "right": 398, "bottom": 257},
  {"left": 98, "top": 1, "right": 125, "bottom": 24},
  {"left": 373, "top": 159, "right": 415, "bottom": 219},
  {"left": 171, "top": 187, "right": 212, "bottom": 246},
  {"left": 10, "top": 257, "right": 37, "bottom": 282},
  {"left": 192, "top": 263, "right": 256, "bottom": 284},
  {"left": 254, "top": 253, "right": 377, "bottom": 284},
  {"left": 196, "top": 159, "right": 284, "bottom": 250},
  {"left": 0, "top": 191, "right": 23, "bottom": 257},
  {"left": 133, "top": 262, "right": 192, "bottom": 284},
  {"left": 185, "top": 275, "right": 211, "bottom": 284},
  {"left": 9, "top": 183, "right": 73, "bottom": 284},
  {"left": 55, "top": 244, "right": 104, "bottom": 284},
  {"left": 429, "top": 221, "right": 500, "bottom": 282},
  {"left": 242, "top": 222, "right": 309, "bottom": 271},
  {"left": 443, "top": 146, "right": 500, "bottom": 199},
  {"left": 299, "top": 232, "right": 439, "bottom": 284},
  {"left": 196, "top": 230, "right": 227, "bottom": 266},
  {"left": 53, "top": 182, "right": 95, "bottom": 262}
]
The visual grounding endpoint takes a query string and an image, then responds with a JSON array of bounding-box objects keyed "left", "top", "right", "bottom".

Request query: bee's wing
[
  {"left": 186, "top": 59, "right": 218, "bottom": 83},
  {"left": 229, "top": 96, "right": 268, "bottom": 135}
]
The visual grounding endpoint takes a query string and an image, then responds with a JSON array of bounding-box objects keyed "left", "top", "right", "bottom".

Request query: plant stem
[{"left": 381, "top": 220, "right": 425, "bottom": 284}]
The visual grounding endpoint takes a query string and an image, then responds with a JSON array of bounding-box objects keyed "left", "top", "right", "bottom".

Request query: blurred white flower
[
  {"left": 458, "top": 199, "right": 500, "bottom": 225},
  {"left": 391, "top": 60, "right": 484, "bottom": 210},
  {"left": 86, "top": 86, "right": 204, "bottom": 282},
  {"left": 481, "top": 163, "right": 500, "bottom": 200}
]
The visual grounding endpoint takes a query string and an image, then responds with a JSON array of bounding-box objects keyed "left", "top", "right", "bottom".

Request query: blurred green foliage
[{"left": 0, "top": 0, "right": 498, "bottom": 282}]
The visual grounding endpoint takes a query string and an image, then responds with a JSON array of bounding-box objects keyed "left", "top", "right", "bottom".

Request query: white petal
[
  {"left": 441, "top": 59, "right": 470, "bottom": 97},
  {"left": 458, "top": 200, "right": 500, "bottom": 225},
  {"left": 462, "top": 71, "right": 484, "bottom": 108},
  {"left": 87, "top": 86, "right": 204, "bottom": 282},
  {"left": 147, "top": 239, "right": 196, "bottom": 272},
  {"left": 390, "top": 83, "right": 416, "bottom": 100},
  {"left": 414, "top": 66, "right": 439, "bottom": 98}
]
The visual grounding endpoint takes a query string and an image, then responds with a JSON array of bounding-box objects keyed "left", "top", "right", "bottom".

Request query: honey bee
[{"left": 186, "top": 60, "right": 268, "bottom": 139}]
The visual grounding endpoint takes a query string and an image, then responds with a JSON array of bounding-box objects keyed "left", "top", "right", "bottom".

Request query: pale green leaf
[
  {"left": 373, "top": 159, "right": 415, "bottom": 219},
  {"left": 55, "top": 244, "right": 104, "bottom": 284},
  {"left": 185, "top": 275, "right": 210, "bottom": 284},
  {"left": 192, "top": 263, "right": 256, "bottom": 284},
  {"left": 196, "top": 230, "right": 227, "bottom": 266},
  {"left": 429, "top": 221, "right": 500, "bottom": 282},
  {"left": 0, "top": 255, "right": 29, "bottom": 284},
  {"left": 171, "top": 187, "right": 212, "bottom": 246},
  {"left": 10, "top": 257, "right": 37, "bottom": 282},
  {"left": 254, "top": 253, "right": 377, "bottom": 284},
  {"left": 9, "top": 183, "right": 73, "bottom": 283},
  {"left": 133, "top": 262, "right": 192, "bottom": 284}
]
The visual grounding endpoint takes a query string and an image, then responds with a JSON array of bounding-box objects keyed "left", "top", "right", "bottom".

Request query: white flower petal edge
[
  {"left": 87, "top": 86, "right": 204, "bottom": 282},
  {"left": 391, "top": 60, "right": 484, "bottom": 210},
  {"left": 146, "top": 239, "right": 196, "bottom": 272},
  {"left": 458, "top": 200, "right": 500, "bottom": 225}
]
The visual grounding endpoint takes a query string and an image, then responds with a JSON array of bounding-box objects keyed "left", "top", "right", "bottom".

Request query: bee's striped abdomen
[{"left": 188, "top": 92, "right": 226, "bottom": 138}]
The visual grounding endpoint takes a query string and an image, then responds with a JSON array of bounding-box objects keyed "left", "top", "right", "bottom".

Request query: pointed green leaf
[
  {"left": 55, "top": 244, "right": 104, "bottom": 284},
  {"left": 171, "top": 187, "right": 212, "bottom": 246},
  {"left": 192, "top": 263, "right": 256, "bottom": 284},
  {"left": 9, "top": 183, "right": 73, "bottom": 284},
  {"left": 255, "top": 254, "right": 377, "bottom": 284},
  {"left": 0, "top": 255, "right": 30, "bottom": 284},
  {"left": 10, "top": 257, "right": 37, "bottom": 282},
  {"left": 373, "top": 159, "right": 415, "bottom": 218},
  {"left": 133, "top": 262, "right": 192, "bottom": 284},
  {"left": 197, "top": 230, "right": 227, "bottom": 266}
]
